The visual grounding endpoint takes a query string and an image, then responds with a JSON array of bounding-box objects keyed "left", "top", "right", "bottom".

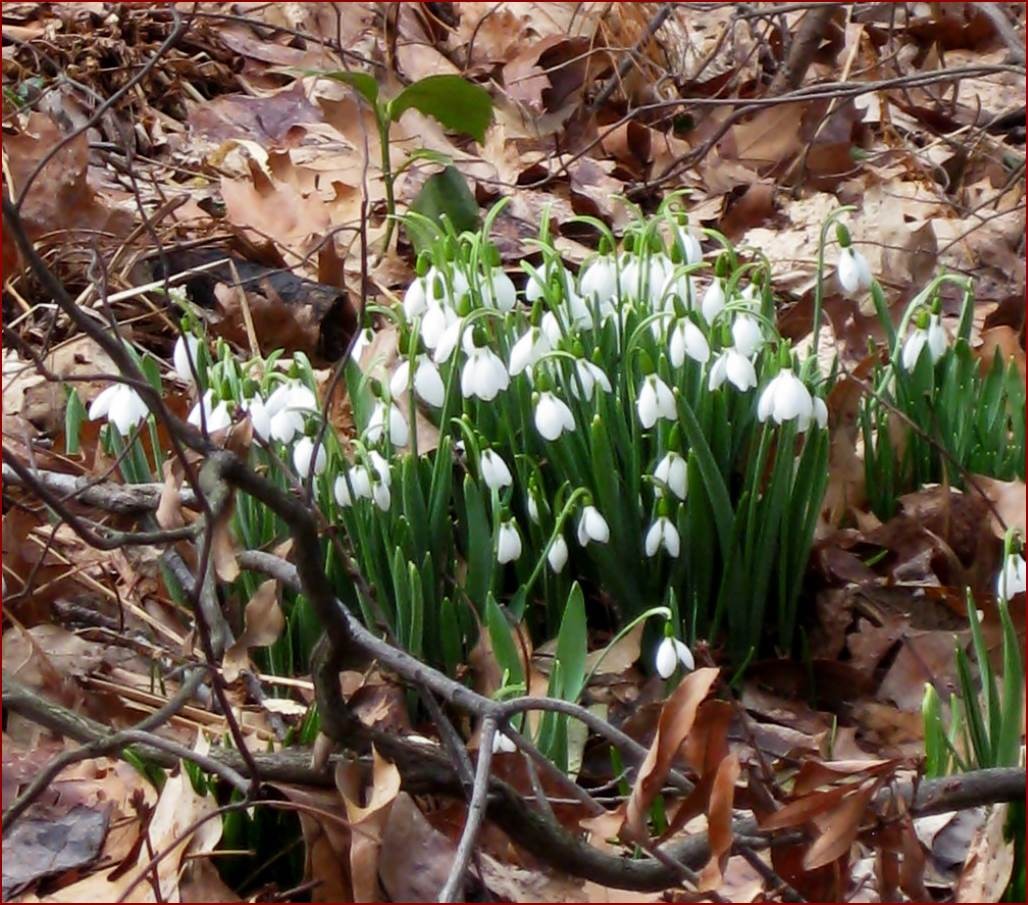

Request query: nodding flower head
[
  {"left": 837, "top": 246, "right": 873, "bottom": 295},
  {"left": 89, "top": 383, "right": 149, "bottom": 435}
]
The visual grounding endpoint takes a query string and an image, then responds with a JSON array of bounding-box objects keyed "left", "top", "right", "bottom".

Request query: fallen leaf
[
  {"left": 956, "top": 803, "right": 1014, "bottom": 902},
  {"left": 222, "top": 579, "right": 284, "bottom": 683}
]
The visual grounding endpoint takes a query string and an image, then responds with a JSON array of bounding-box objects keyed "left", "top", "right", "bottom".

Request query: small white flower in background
[
  {"left": 89, "top": 383, "right": 149, "bottom": 435},
  {"left": 526, "top": 493, "right": 541, "bottom": 524},
  {"left": 810, "top": 396, "right": 829, "bottom": 431},
  {"left": 901, "top": 314, "right": 948, "bottom": 370},
  {"left": 425, "top": 265, "right": 469, "bottom": 308},
  {"left": 172, "top": 334, "right": 200, "bottom": 384},
  {"left": 708, "top": 348, "right": 758, "bottom": 392},
  {"left": 480, "top": 449, "right": 513, "bottom": 491},
  {"left": 579, "top": 256, "right": 617, "bottom": 305},
  {"left": 365, "top": 400, "right": 409, "bottom": 446},
  {"left": 996, "top": 552, "right": 1027, "bottom": 600},
  {"left": 577, "top": 505, "right": 610, "bottom": 546},
  {"left": 654, "top": 451, "right": 688, "bottom": 501},
  {"left": 350, "top": 328, "right": 374, "bottom": 362},
  {"left": 676, "top": 229, "right": 703, "bottom": 266},
  {"left": 293, "top": 436, "right": 327, "bottom": 477},
  {"left": 757, "top": 369, "right": 813, "bottom": 426},
  {"left": 491, "top": 731, "right": 517, "bottom": 754},
  {"left": 263, "top": 381, "right": 317, "bottom": 444},
  {"left": 372, "top": 478, "right": 391, "bottom": 511},
  {"left": 547, "top": 535, "right": 569, "bottom": 573},
  {"left": 636, "top": 375, "right": 676, "bottom": 429},
  {"left": 540, "top": 311, "right": 564, "bottom": 347},
  {"left": 390, "top": 355, "right": 445, "bottom": 408},
  {"left": 655, "top": 635, "right": 694, "bottom": 678},
  {"left": 837, "top": 246, "right": 873, "bottom": 295},
  {"left": 669, "top": 318, "right": 710, "bottom": 366},
  {"left": 731, "top": 314, "right": 764, "bottom": 358},
  {"left": 701, "top": 279, "right": 726, "bottom": 324},
  {"left": 570, "top": 359, "right": 612, "bottom": 401},
  {"left": 644, "top": 516, "right": 680, "bottom": 558},
  {"left": 496, "top": 519, "right": 523, "bottom": 564},
  {"left": 508, "top": 327, "right": 551, "bottom": 377},
  {"left": 403, "top": 277, "right": 428, "bottom": 318},
  {"left": 534, "top": 391, "right": 576, "bottom": 440},
  {"left": 484, "top": 267, "right": 517, "bottom": 311},
  {"left": 334, "top": 471, "right": 362, "bottom": 506},
  {"left": 423, "top": 304, "right": 458, "bottom": 354},
  {"left": 461, "top": 342, "right": 510, "bottom": 402},
  {"left": 188, "top": 389, "right": 232, "bottom": 433}
]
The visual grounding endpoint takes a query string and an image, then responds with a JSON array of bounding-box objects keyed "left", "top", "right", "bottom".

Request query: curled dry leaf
[
  {"left": 697, "top": 753, "right": 741, "bottom": 891},
  {"left": 222, "top": 579, "right": 284, "bottom": 683}
]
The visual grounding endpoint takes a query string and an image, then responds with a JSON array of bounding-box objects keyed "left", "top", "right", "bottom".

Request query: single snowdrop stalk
[
  {"left": 636, "top": 374, "right": 676, "bottom": 429},
  {"left": 757, "top": 369, "right": 813, "bottom": 426},
  {"left": 655, "top": 634, "right": 694, "bottom": 678},
  {"left": 172, "top": 334, "right": 201, "bottom": 384},
  {"left": 644, "top": 515, "right": 680, "bottom": 558},
  {"left": 547, "top": 535, "right": 569, "bottom": 573},
  {"left": 669, "top": 318, "right": 710, "bottom": 366},
  {"left": 293, "top": 436, "right": 327, "bottom": 477},
  {"left": 653, "top": 451, "right": 688, "bottom": 501},
  {"left": 708, "top": 348, "right": 758, "bottom": 392},
  {"left": 534, "top": 391, "right": 575, "bottom": 440},
  {"left": 576, "top": 504, "right": 610, "bottom": 546},
  {"left": 996, "top": 551, "right": 1027, "bottom": 600},
  {"left": 570, "top": 358, "right": 612, "bottom": 401},
  {"left": 508, "top": 327, "right": 551, "bottom": 377},
  {"left": 188, "top": 389, "right": 232, "bottom": 433},
  {"left": 837, "top": 246, "right": 873, "bottom": 295},
  {"left": 480, "top": 449, "right": 513, "bottom": 491},
  {"left": 365, "top": 400, "right": 409, "bottom": 446},
  {"left": 496, "top": 519, "right": 523, "bottom": 564},
  {"left": 701, "top": 279, "right": 726, "bottom": 324},
  {"left": 390, "top": 355, "right": 445, "bottom": 408},
  {"left": 89, "top": 383, "right": 150, "bottom": 435},
  {"left": 731, "top": 314, "right": 764, "bottom": 358}
]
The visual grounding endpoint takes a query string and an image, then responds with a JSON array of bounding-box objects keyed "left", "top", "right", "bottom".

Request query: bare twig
[{"left": 589, "top": 2, "right": 676, "bottom": 112}]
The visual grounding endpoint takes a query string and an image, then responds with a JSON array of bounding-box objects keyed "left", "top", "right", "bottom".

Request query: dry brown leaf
[
  {"left": 697, "top": 752, "right": 740, "bottom": 891},
  {"left": 970, "top": 475, "right": 1027, "bottom": 538},
  {"left": 276, "top": 783, "right": 352, "bottom": 902},
  {"left": 155, "top": 459, "right": 185, "bottom": 531},
  {"left": 728, "top": 103, "right": 807, "bottom": 169},
  {"left": 378, "top": 792, "right": 456, "bottom": 901},
  {"left": 956, "top": 803, "right": 1014, "bottom": 902},
  {"left": 803, "top": 779, "right": 876, "bottom": 870},
  {"left": 222, "top": 579, "right": 284, "bottom": 683}
]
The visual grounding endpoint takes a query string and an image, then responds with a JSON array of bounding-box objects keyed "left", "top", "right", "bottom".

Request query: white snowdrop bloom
[
  {"left": 372, "top": 479, "right": 392, "bottom": 511},
  {"left": 618, "top": 255, "right": 643, "bottom": 300},
  {"left": 534, "top": 391, "right": 576, "bottom": 440},
  {"left": 577, "top": 505, "right": 610, "bottom": 546},
  {"left": 390, "top": 355, "right": 445, "bottom": 408},
  {"left": 540, "top": 311, "right": 564, "bottom": 347},
  {"left": 461, "top": 343, "right": 510, "bottom": 402},
  {"left": 901, "top": 315, "right": 948, "bottom": 371},
  {"left": 293, "top": 436, "right": 327, "bottom": 477},
  {"left": 492, "top": 731, "right": 517, "bottom": 754},
  {"left": 484, "top": 267, "right": 517, "bottom": 311},
  {"left": 663, "top": 272, "right": 697, "bottom": 311},
  {"left": 565, "top": 287, "right": 597, "bottom": 329},
  {"left": 523, "top": 262, "right": 549, "bottom": 304},
  {"left": 245, "top": 395, "right": 272, "bottom": 441},
  {"left": 570, "top": 359, "right": 612, "bottom": 401},
  {"left": 365, "top": 400, "right": 409, "bottom": 446},
  {"left": 901, "top": 329, "right": 928, "bottom": 370},
  {"left": 757, "top": 369, "right": 813, "bottom": 426},
  {"left": 526, "top": 493, "right": 541, "bottom": 524},
  {"left": 997, "top": 552, "right": 1027, "bottom": 600},
  {"left": 403, "top": 277, "right": 428, "bottom": 318},
  {"left": 89, "top": 383, "right": 149, "bottom": 435},
  {"left": 676, "top": 229, "right": 703, "bottom": 266},
  {"left": 346, "top": 465, "right": 373, "bottom": 501},
  {"left": 425, "top": 265, "right": 469, "bottom": 307},
  {"left": 172, "top": 334, "right": 201, "bottom": 384},
  {"left": 701, "top": 279, "right": 726, "bottom": 324},
  {"left": 333, "top": 473, "right": 357, "bottom": 506},
  {"left": 811, "top": 396, "right": 828, "bottom": 430},
  {"left": 927, "top": 314, "right": 948, "bottom": 361},
  {"left": 837, "top": 246, "right": 873, "bottom": 295},
  {"left": 508, "top": 327, "right": 551, "bottom": 376},
  {"left": 636, "top": 375, "right": 677, "bottom": 429},
  {"left": 731, "top": 314, "right": 764, "bottom": 358},
  {"left": 188, "top": 389, "right": 232, "bottom": 434},
  {"left": 264, "top": 381, "right": 316, "bottom": 444},
  {"left": 708, "top": 348, "right": 758, "bottom": 392},
  {"left": 547, "top": 535, "right": 569, "bottom": 573},
  {"left": 432, "top": 314, "right": 465, "bottom": 365},
  {"left": 422, "top": 303, "right": 458, "bottom": 354},
  {"left": 367, "top": 450, "right": 392, "bottom": 486},
  {"left": 350, "top": 328, "right": 374, "bottom": 362},
  {"left": 654, "top": 451, "right": 688, "bottom": 501},
  {"left": 480, "top": 449, "right": 513, "bottom": 491},
  {"left": 645, "top": 516, "right": 680, "bottom": 558},
  {"left": 579, "top": 257, "right": 618, "bottom": 305},
  {"left": 669, "top": 319, "right": 710, "bottom": 366},
  {"left": 496, "top": 519, "right": 523, "bottom": 564},
  {"left": 655, "top": 636, "right": 694, "bottom": 678},
  {"left": 646, "top": 255, "right": 673, "bottom": 309}
]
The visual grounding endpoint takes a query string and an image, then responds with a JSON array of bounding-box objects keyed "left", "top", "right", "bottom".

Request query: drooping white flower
[
  {"left": 461, "top": 343, "right": 510, "bottom": 402},
  {"left": 579, "top": 256, "right": 618, "bottom": 306},
  {"left": 676, "top": 229, "right": 703, "bottom": 266},
  {"left": 372, "top": 479, "right": 392, "bottom": 511},
  {"left": 403, "top": 277, "right": 428, "bottom": 318},
  {"left": 927, "top": 314, "right": 948, "bottom": 361},
  {"left": 655, "top": 636, "right": 694, "bottom": 678},
  {"left": 708, "top": 349, "right": 758, "bottom": 392},
  {"left": 245, "top": 395, "right": 272, "bottom": 441},
  {"left": 997, "top": 552, "right": 1027, "bottom": 600},
  {"left": 496, "top": 519, "right": 523, "bottom": 564},
  {"left": 526, "top": 493, "right": 541, "bottom": 524},
  {"left": 637, "top": 375, "right": 676, "bottom": 429},
  {"left": 646, "top": 255, "right": 673, "bottom": 309},
  {"left": 425, "top": 265, "right": 469, "bottom": 308},
  {"left": 757, "top": 369, "right": 813, "bottom": 426},
  {"left": 701, "top": 279, "right": 726, "bottom": 324},
  {"left": 188, "top": 389, "right": 232, "bottom": 434},
  {"left": 89, "top": 383, "right": 149, "bottom": 435},
  {"left": 547, "top": 535, "right": 569, "bottom": 573},
  {"left": 811, "top": 396, "right": 828, "bottom": 430},
  {"left": 669, "top": 319, "right": 710, "bottom": 366},
  {"left": 577, "top": 505, "right": 610, "bottom": 546},
  {"left": 172, "top": 334, "right": 201, "bottom": 384},
  {"left": 333, "top": 471, "right": 361, "bottom": 506},
  {"left": 534, "top": 391, "right": 575, "bottom": 440},
  {"left": 390, "top": 355, "right": 445, "bottom": 408},
  {"left": 523, "top": 262, "right": 549, "bottom": 304},
  {"left": 492, "top": 731, "right": 517, "bottom": 754},
  {"left": 508, "top": 327, "right": 551, "bottom": 377},
  {"left": 431, "top": 314, "right": 464, "bottom": 364},
  {"left": 480, "top": 449, "right": 513, "bottom": 491},
  {"left": 570, "top": 359, "right": 612, "bottom": 401},
  {"left": 484, "top": 267, "right": 517, "bottom": 311},
  {"left": 901, "top": 314, "right": 948, "bottom": 371},
  {"left": 837, "top": 246, "right": 873, "bottom": 295},
  {"left": 423, "top": 303, "right": 458, "bottom": 354},
  {"left": 654, "top": 451, "right": 687, "bottom": 501},
  {"left": 731, "top": 314, "right": 764, "bottom": 358},
  {"left": 350, "top": 328, "right": 374, "bottom": 362},
  {"left": 293, "top": 436, "right": 327, "bottom": 477},
  {"left": 365, "top": 400, "right": 409, "bottom": 446},
  {"left": 644, "top": 516, "right": 680, "bottom": 558},
  {"left": 618, "top": 254, "right": 642, "bottom": 301}
]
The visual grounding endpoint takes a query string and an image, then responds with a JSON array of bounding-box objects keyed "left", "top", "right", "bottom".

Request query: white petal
[
  {"left": 388, "top": 404, "right": 409, "bottom": 446},
  {"left": 672, "top": 638, "right": 694, "bottom": 670},
  {"left": 637, "top": 379, "right": 658, "bottom": 429},
  {"left": 485, "top": 268, "right": 517, "bottom": 311},
  {"left": 414, "top": 358, "right": 445, "bottom": 407},
  {"left": 334, "top": 474, "right": 354, "bottom": 506},
  {"left": 173, "top": 335, "right": 200, "bottom": 383},
  {"left": 701, "top": 280, "right": 725, "bottom": 324},
  {"left": 481, "top": 450, "right": 513, "bottom": 490},
  {"left": 497, "top": 521, "right": 522, "bottom": 563},
  {"left": 663, "top": 519, "right": 680, "bottom": 558},
  {"left": 927, "top": 315, "right": 948, "bottom": 362},
  {"left": 584, "top": 506, "right": 610, "bottom": 544},
  {"left": 731, "top": 315, "right": 764, "bottom": 358},
  {"left": 812, "top": 396, "right": 828, "bottom": 429},
  {"left": 726, "top": 350, "right": 757, "bottom": 391},
  {"left": 88, "top": 384, "right": 120, "bottom": 421},
  {"left": 547, "top": 535, "right": 569, "bottom": 573},
  {"left": 644, "top": 520, "right": 662, "bottom": 557},
  {"left": 902, "top": 330, "right": 928, "bottom": 370},
  {"left": 403, "top": 278, "right": 428, "bottom": 317},
  {"left": 655, "top": 637, "right": 677, "bottom": 679},
  {"left": 389, "top": 360, "right": 412, "bottom": 399}
]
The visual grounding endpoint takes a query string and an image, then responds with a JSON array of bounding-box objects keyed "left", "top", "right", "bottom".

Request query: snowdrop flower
[
  {"left": 480, "top": 449, "right": 513, "bottom": 491},
  {"left": 811, "top": 396, "right": 828, "bottom": 430},
  {"left": 837, "top": 246, "right": 873, "bottom": 295},
  {"left": 425, "top": 265, "right": 469, "bottom": 307},
  {"left": 708, "top": 348, "right": 758, "bottom": 392},
  {"left": 731, "top": 315, "right": 764, "bottom": 358},
  {"left": 547, "top": 535, "right": 569, "bottom": 573},
  {"left": 646, "top": 255, "right": 673, "bottom": 309},
  {"left": 540, "top": 311, "right": 564, "bottom": 347},
  {"left": 496, "top": 519, "right": 523, "bottom": 564},
  {"left": 172, "top": 334, "right": 200, "bottom": 384},
  {"left": 483, "top": 267, "right": 516, "bottom": 311},
  {"left": 89, "top": 383, "right": 149, "bottom": 435},
  {"left": 570, "top": 359, "right": 612, "bottom": 401},
  {"left": 423, "top": 303, "right": 458, "bottom": 354},
  {"left": 403, "top": 277, "right": 428, "bottom": 318},
  {"left": 577, "top": 505, "right": 610, "bottom": 546},
  {"left": 390, "top": 355, "right": 445, "bottom": 408},
  {"left": 579, "top": 256, "right": 617, "bottom": 306},
  {"left": 618, "top": 255, "right": 643, "bottom": 300},
  {"left": 534, "top": 391, "right": 575, "bottom": 440},
  {"left": 701, "top": 279, "right": 726, "bottom": 324},
  {"left": 523, "top": 262, "right": 550, "bottom": 304},
  {"left": 492, "top": 731, "right": 517, "bottom": 754},
  {"left": 654, "top": 451, "right": 687, "bottom": 501},
  {"left": 293, "top": 436, "right": 327, "bottom": 477},
  {"left": 997, "top": 552, "right": 1026, "bottom": 600},
  {"left": 365, "top": 400, "right": 408, "bottom": 446},
  {"left": 645, "top": 516, "right": 680, "bottom": 557},
  {"left": 669, "top": 319, "right": 710, "bottom": 366},
  {"left": 431, "top": 313, "right": 464, "bottom": 364},
  {"left": 262, "top": 382, "right": 315, "bottom": 444},
  {"left": 655, "top": 635, "right": 694, "bottom": 678},
  {"left": 188, "top": 389, "right": 232, "bottom": 433},
  {"left": 757, "top": 369, "right": 813, "bottom": 426},
  {"left": 676, "top": 228, "right": 703, "bottom": 266},
  {"left": 461, "top": 341, "right": 510, "bottom": 402},
  {"left": 636, "top": 375, "right": 676, "bottom": 429},
  {"left": 901, "top": 315, "right": 948, "bottom": 370},
  {"left": 333, "top": 470, "right": 363, "bottom": 506},
  {"left": 508, "top": 327, "right": 551, "bottom": 377},
  {"left": 245, "top": 395, "right": 272, "bottom": 441}
]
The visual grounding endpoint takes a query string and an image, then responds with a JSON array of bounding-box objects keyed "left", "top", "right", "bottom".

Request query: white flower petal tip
[
  {"left": 654, "top": 452, "right": 688, "bottom": 501},
  {"left": 576, "top": 505, "right": 610, "bottom": 546},
  {"left": 547, "top": 535, "right": 569, "bottom": 573},
  {"left": 172, "top": 335, "right": 201, "bottom": 384},
  {"left": 837, "top": 246, "right": 873, "bottom": 295},
  {"left": 293, "top": 436, "right": 327, "bottom": 477},
  {"left": 497, "top": 519, "right": 523, "bottom": 564}
]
